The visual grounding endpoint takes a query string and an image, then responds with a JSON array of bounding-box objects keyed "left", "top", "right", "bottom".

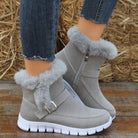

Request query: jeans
[{"left": 19, "top": 0, "right": 118, "bottom": 62}]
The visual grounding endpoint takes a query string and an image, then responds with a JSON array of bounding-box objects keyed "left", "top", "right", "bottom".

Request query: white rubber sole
[
  {"left": 63, "top": 79, "right": 116, "bottom": 121},
  {"left": 17, "top": 113, "right": 112, "bottom": 136}
]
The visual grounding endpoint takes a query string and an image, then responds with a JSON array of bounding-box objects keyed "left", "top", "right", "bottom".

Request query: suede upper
[{"left": 14, "top": 59, "right": 67, "bottom": 112}]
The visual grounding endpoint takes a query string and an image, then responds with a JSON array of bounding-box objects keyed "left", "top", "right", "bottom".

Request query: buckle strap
[
  {"left": 44, "top": 101, "right": 57, "bottom": 114},
  {"left": 35, "top": 89, "right": 70, "bottom": 119}
]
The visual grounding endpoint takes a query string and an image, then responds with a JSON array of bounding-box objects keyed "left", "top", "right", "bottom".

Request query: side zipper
[
  {"left": 84, "top": 48, "right": 89, "bottom": 61},
  {"left": 73, "top": 48, "right": 89, "bottom": 90}
]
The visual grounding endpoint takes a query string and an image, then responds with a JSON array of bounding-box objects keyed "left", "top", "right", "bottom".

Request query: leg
[
  {"left": 19, "top": 0, "right": 60, "bottom": 75},
  {"left": 24, "top": 58, "right": 53, "bottom": 76},
  {"left": 77, "top": 0, "right": 118, "bottom": 41},
  {"left": 77, "top": 17, "right": 106, "bottom": 41}
]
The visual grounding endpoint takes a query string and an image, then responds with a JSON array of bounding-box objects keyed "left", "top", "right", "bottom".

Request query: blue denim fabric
[
  {"left": 19, "top": 0, "right": 118, "bottom": 62},
  {"left": 19, "top": 0, "right": 60, "bottom": 62},
  {"left": 79, "top": 0, "right": 118, "bottom": 24}
]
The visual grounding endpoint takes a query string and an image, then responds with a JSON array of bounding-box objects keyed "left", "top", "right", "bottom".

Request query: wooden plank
[
  {"left": 0, "top": 81, "right": 17, "bottom": 90},
  {"left": 0, "top": 95, "right": 137, "bottom": 117},
  {"left": 100, "top": 82, "right": 138, "bottom": 92},
  {"left": 0, "top": 81, "right": 137, "bottom": 93},
  {"left": 0, "top": 84, "right": 137, "bottom": 117},
  {"left": 102, "top": 90, "right": 138, "bottom": 96}
]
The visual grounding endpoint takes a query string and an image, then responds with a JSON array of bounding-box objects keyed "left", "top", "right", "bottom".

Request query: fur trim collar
[
  {"left": 67, "top": 25, "right": 118, "bottom": 59},
  {"left": 14, "top": 59, "right": 67, "bottom": 112}
]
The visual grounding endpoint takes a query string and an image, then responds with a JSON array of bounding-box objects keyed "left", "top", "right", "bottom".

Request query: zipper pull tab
[{"left": 85, "top": 48, "right": 89, "bottom": 61}]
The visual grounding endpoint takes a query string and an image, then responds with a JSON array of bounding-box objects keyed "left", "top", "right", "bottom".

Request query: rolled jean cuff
[
  {"left": 79, "top": 13, "right": 109, "bottom": 24},
  {"left": 19, "top": 0, "right": 60, "bottom": 63},
  {"left": 21, "top": 53, "right": 55, "bottom": 62}
]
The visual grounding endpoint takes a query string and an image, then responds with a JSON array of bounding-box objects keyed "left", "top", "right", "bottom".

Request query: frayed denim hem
[
  {"left": 21, "top": 53, "right": 55, "bottom": 62},
  {"left": 79, "top": 13, "right": 109, "bottom": 24}
]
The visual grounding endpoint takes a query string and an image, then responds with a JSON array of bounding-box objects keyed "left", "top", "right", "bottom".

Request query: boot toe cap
[
  {"left": 109, "top": 108, "right": 116, "bottom": 120},
  {"left": 105, "top": 103, "right": 116, "bottom": 119},
  {"left": 92, "top": 109, "right": 111, "bottom": 126}
]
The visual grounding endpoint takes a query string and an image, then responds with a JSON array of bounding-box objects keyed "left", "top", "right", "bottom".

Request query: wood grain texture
[{"left": 0, "top": 81, "right": 138, "bottom": 137}]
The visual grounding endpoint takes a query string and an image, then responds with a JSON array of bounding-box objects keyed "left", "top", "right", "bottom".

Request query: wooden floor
[{"left": 0, "top": 81, "right": 138, "bottom": 138}]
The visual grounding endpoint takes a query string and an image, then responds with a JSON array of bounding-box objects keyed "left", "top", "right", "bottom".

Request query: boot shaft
[
  {"left": 64, "top": 42, "right": 106, "bottom": 76},
  {"left": 14, "top": 59, "right": 67, "bottom": 113},
  {"left": 21, "top": 77, "right": 65, "bottom": 104},
  {"left": 63, "top": 42, "right": 106, "bottom": 89},
  {"left": 64, "top": 25, "right": 117, "bottom": 87}
]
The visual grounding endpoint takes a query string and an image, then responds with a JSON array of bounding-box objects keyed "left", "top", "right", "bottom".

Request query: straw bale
[{"left": 0, "top": 0, "right": 138, "bottom": 82}]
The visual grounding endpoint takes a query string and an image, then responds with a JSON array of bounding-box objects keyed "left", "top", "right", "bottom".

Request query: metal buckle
[{"left": 45, "top": 101, "right": 57, "bottom": 114}]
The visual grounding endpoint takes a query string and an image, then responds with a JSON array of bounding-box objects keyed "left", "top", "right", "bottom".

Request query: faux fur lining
[
  {"left": 14, "top": 59, "right": 67, "bottom": 112},
  {"left": 67, "top": 25, "right": 118, "bottom": 59}
]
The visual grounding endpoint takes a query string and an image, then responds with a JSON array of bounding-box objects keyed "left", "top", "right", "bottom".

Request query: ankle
[
  {"left": 77, "top": 17, "right": 106, "bottom": 41},
  {"left": 24, "top": 58, "right": 53, "bottom": 76}
]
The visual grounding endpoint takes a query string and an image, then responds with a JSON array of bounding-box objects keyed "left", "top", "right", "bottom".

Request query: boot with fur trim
[
  {"left": 14, "top": 59, "right": 112, "bottom": 136},
  {"left": 56, "top": 26, "right": 118, "bottom": 119}
]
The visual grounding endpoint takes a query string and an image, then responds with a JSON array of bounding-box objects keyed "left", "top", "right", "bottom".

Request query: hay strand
[{"left": 0, "top": 0, "right": 138, "bottom": 82}]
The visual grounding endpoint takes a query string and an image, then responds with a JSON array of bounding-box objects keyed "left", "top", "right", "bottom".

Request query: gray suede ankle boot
[
  {"left": 14, "top": 59, "right": 112, "bottom": 136},
  {"left": 56, "top": 26, "right": 118, "bottom": 120}
]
